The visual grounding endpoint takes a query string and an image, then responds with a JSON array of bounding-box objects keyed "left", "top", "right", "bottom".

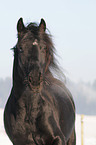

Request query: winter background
[{"left": 0, "top": 0, "right": 96, "bottom": 145}]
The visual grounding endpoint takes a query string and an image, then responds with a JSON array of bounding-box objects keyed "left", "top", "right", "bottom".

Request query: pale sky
[{"left": 0, "top": 0, "right": 96, "bottom": 83}]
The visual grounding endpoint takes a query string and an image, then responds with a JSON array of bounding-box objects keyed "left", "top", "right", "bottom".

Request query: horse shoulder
[
  {"left": 50, "top": 79, "right": 75, "bottom": 140},
  {"left": 4, "top": 87, "right": 16, "bottom": 140}
]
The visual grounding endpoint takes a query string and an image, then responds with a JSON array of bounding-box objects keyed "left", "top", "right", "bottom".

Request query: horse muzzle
[{"left": 28, "top": 68, "right": 42, "bottom": 86}]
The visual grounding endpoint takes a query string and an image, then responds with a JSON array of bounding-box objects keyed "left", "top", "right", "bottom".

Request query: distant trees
[
  {"left": 93, "top": 79, "right": 96, "bottom": 90},
  {"left": 66, "top": 79, "right": 96, "bottom": 115},
  {"left": 0, "top": 77, "right": 96, "bottom": 115},
  {"left": 0, "top": 77, "right": 11, "bottom": 108}
]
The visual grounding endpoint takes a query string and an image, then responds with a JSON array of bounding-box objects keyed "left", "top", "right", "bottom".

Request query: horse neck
[
  {"left": 12, "top": 63, "right": 24, "bottom": 95},
  {"left": 44, "top": 70, "right": 54, "bottom": 83}
]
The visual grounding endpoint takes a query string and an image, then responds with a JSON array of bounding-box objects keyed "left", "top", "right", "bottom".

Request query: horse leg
[
  {"left": 52, "top": 136, "right": 66, "bottom": 145},
  {"left": 67, "top": 128, "right": 76, "bottom": 145}
]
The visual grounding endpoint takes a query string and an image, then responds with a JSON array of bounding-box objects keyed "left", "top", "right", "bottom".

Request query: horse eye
[{"left": 19, "top": 47, "right": 23, "bottom": 53}]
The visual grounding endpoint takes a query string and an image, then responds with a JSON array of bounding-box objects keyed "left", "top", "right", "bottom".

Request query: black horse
[{"left": 4, "top": 18, "right": 76, "bottom": 145}]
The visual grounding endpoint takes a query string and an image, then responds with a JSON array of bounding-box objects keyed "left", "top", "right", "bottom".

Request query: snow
[
  {"left": 0, "top": 109, "right": 12, "bottom": 145},
  {"left": 0, "top": 109, "right": 96, "bottom": 145},
  {"left": 75, "top": 114, "right": 96, "bottom": 145}
]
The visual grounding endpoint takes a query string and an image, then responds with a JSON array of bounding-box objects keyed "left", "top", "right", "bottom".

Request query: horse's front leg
[{"left": 52, "top": 136, "right": 66, "bottom": 145}]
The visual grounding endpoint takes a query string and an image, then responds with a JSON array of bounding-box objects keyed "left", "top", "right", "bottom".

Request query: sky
[{"left": 0, "top": 0, "right": 96, "bottom": 83}]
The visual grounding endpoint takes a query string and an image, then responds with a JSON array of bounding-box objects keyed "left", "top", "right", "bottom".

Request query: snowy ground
[
  {"left": 76, "top": 115, "right": 96, "bottom": 145},
  {"left": 0, "top": 109, "right": 96, "bottom": 145},
  {"left": 0, "top": 109, "right": 12, "bottom": 145}
]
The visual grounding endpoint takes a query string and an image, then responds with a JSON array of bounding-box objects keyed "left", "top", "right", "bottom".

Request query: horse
[{"left": 4, "top": 18, "right": 76, "bottom": 145}]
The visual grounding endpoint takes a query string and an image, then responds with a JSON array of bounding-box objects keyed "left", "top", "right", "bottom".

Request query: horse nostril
[
  {"left": 39, "top": 72, "right": 41, "bottom": 76},
  {"left": 39, "top": 72, "right": 41, "bottom": 79},
  {"left": 29, "top": 76, "right": 32, "bottom": 83}
]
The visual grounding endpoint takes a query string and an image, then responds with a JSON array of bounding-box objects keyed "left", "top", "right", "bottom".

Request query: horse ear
[
  {"left": 17, "top": 18, "right": 25, "bottom": 33},
  {"left": 39, "top": 18, "right": 46, "bottom": 32}
]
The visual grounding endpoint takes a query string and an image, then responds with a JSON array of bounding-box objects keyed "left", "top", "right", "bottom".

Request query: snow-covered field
[
  {"left": 76, "top": 115, "right": 96, "bottom": 145},
  {"left": 0, "top": 109, "right": 12, "bottom": 145},
  {"left": 0, "top": 109, "right": 96, "bottom": 145}
]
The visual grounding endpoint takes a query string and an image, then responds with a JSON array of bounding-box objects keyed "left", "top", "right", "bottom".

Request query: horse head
[{"left": 13, "top": 18, "right": 54, "bottom": 87}]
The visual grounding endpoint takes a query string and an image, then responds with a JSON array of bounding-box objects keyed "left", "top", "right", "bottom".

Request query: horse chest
[{"left": 11, "top": 92, "right": 46, "bottom": 137}]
